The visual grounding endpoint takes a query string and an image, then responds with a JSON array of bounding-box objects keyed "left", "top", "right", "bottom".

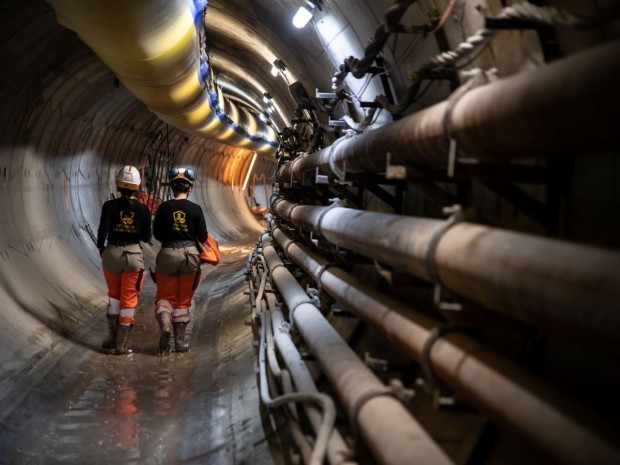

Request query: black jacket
[
  {"left": 97, "top": 197, "right": 152, "bottom": 249},
  {"left": 153, "top": 199, "right": 207, "bottom": 244}
]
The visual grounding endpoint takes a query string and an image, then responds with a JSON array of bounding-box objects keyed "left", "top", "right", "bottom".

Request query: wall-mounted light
[
  {"left": 242, "top": 152, "right": 258, "bottom": 191},
  {"left": 292, "top": 4, "right": 313, "bottom": 29},
  {"left": 271, "top": 59, "right": 287, "bottom": 78}
]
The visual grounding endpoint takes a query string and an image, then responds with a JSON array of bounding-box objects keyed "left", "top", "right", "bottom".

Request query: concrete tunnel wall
[{"left": 0, "top": 0, "right": 271, "bottom": 402}]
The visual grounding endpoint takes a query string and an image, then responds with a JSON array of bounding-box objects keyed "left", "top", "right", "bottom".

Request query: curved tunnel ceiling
[{"left": 46, "top": 0, "right": 286, "bottom": 154}]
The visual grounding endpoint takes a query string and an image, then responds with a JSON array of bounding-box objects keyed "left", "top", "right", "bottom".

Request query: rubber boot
[
  {"left": 116, "top": 325, "right": 133, "bottom": 355},
  {"left": 101, "top": 315, "right": 118, "bottom": 350},
  {"left": 173, "top": 322, "right": 189, "bottom": 353},
  {"left": 156, "top": 312, "right": 172, "bottom": 356}
]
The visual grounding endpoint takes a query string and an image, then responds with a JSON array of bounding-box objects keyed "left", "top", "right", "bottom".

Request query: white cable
[{"left": 425, "top": 1, "right": 596, "bottom": 70}]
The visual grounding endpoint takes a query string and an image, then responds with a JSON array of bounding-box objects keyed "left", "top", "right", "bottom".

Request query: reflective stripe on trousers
[
  {"left": 155, "top": 299, "right": 174, "bottom": 315},
  {"left": 119, "top": 308, "right": 135, "bottom": 327},
  {"left": 107, "top": 297, "right": 120, "bottom": 316},
  {"left": 173, "top": 307, "right": 192, "bottom": 323}
]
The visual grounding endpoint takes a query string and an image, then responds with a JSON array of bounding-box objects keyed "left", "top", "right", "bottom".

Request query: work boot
[
  {"left": 101, "top": 315, "right": 118, "bottom": 350},
  {"left": 116, "top": 325, "right": 133, "bottom": 355},
  {"left": 156, "top": 312, "right": 172, "bottom": 356},
  {"left": 173, "top": 322, "right": 189, "bottom": 353}
]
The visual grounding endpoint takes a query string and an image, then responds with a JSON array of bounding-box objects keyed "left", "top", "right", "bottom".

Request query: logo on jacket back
[
  {"left": 121, "top": 211, "right": 135, "bottom": 225},
  {"left": 173, "top": 210, "right": 188, "bottom": 232},
  {"left": 113, "top": 210, "right": 136, "bottom": 233}
]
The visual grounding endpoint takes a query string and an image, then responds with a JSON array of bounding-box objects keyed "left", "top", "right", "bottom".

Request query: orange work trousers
[
  {"left": 155, "top": 272, "right": 200, "bottom": 322},
  {"left": 103, "top": 269, "right": 144, "bottom": 325},
  {"left": 102, "top": 244, "right": 145, "bottom": 326},
  {"left": 155, "top": 245, "right": 201, "bottom": 323}
]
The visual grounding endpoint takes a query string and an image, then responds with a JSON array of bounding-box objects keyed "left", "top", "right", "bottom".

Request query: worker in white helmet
[
  {"left": 97, "top": 166, "right": 152, "bottom": 355},
  {"left": 153, "top": 167, "right": 207, "bottom": 355}
]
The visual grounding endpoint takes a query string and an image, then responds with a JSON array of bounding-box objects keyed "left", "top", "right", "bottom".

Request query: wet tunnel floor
[{"left": 0, "top": 258, "right": 281, "bottom": 465}]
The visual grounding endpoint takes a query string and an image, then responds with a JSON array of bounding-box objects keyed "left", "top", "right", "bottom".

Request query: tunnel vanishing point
[{"left": 1, "top": 0, "right": 619, "bottom": 464}]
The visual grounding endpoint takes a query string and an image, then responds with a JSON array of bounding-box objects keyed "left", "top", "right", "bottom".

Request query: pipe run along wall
[
  {"left": 276, "top": 39, "right": 620, "bottom": 183},
  {"left": 269, "top": 226, "right": 620, "bottom": 465},
  {"left": 47, "top": 0, "right": 278, "bottom": 154},
  {"left": 261, "top": 242, "right": 454, "bottom": 465},
  {"left": 271, "top": 198, "right": 620, "bottom": 355}
]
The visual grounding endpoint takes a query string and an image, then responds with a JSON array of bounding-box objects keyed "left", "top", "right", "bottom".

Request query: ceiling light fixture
[
  {"left": 292, "top": 4, "right": 313, "bottom": 29},
  {"left": 263, "top": 92, "right": 272, "bottom": 103}
]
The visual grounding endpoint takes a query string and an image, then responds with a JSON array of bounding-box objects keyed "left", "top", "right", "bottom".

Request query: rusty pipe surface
[
  {"left": 271, "top": 199, "right": 620, "bottom": 353},
  {"left": 275, "top": 39, "right": 620, "bottom": 183},
  {"left": 271, "top": 226, "right": 620, "bottom": 464},
  {"left": 261, "top": 244, "right": 454, "bottom": 465}
]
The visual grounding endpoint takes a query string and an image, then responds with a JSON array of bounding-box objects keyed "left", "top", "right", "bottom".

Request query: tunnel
[{"left": 0, "top": 0, "right": 619, "bottom": 464}]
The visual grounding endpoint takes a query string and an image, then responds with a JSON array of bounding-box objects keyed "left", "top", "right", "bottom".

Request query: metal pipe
[
  {"left": 275, "top": 40, "right": 620, "bottom": 183},
  {"left": 260, "top": 301, "right": 313, "bottom": 465},
  {"left": 262, "top": 244, "right": 454, "bottom": 465},
  {"left": 271, "top": 226, "right": 620, "bottom": 464},
  {"left": 257, "top": 309, "right": 334, "bottom": 465},
  {"left": 272, "top": 199, "right": 620, "bottom": 354},
  {"left": 268, "top": 294, "right": 356, "bottom": 465},
  {"left": 254, "top": 257, "right": 348, "bottom": 465}
]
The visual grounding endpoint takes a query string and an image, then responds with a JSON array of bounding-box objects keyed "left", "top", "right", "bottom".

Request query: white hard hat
[{"left": 116, "top": 165, "right": 141, "bottom": 190}]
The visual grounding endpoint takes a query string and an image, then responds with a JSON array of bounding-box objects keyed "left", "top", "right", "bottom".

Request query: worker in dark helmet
[
  {"left": 153, "top": 167, "right": 207, "bottom": 355},
  {"left": 97, "top": 166, "right": 152, "bottom": 355}
]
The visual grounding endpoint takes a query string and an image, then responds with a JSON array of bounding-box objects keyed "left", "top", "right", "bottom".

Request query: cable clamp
[
  {"left": 349, "top": 379, "right": 415, "bottom": 440},
  {"left": 425, "top": 204, "right": 475, "bottom": 311},
  {"left": 425, "top": 205, "right": 466, "bottom": 284},
  {"left": 288, "top": 292, "right": 320, "bottom": 327},
  {"left": 316, "top": 198, "right": 344, "bottom": 237},
  {"left": 269, "top": 263, "right": 287, "bottom": 275},
  {"left": 315, "top": 262, "right": 337, "bottom": 290},
  {"left": 327, "top": 132, "right": 355, "bottom": 185},
  {"left": 283, "top": 237, "right": 297, "bottom": 257},
  {"left": 443, "top": 68, "right": 498, "bottom": 177},
  {"left": 420, "top": 325, "right": 465, "bottom": 406}
]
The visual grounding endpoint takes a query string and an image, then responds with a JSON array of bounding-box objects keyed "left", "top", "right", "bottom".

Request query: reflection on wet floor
[
  {"left": 0, "top": 261, "right": 279, "bottom": 465},
  {"left": 38, "top": 358, "right": 185, "bottom": 464}
]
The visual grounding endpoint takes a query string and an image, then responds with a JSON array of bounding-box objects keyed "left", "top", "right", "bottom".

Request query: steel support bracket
[{"left": 386, "top": 151, "right": 408, "bottom": 180}]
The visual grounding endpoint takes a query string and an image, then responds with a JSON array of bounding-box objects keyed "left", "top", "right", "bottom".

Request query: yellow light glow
[
  {"left": 170, "top": 73, "right": 202, "bottom": 104},
  {"left": 242, "top": 152, "right": 258, "bottom": 191}
]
